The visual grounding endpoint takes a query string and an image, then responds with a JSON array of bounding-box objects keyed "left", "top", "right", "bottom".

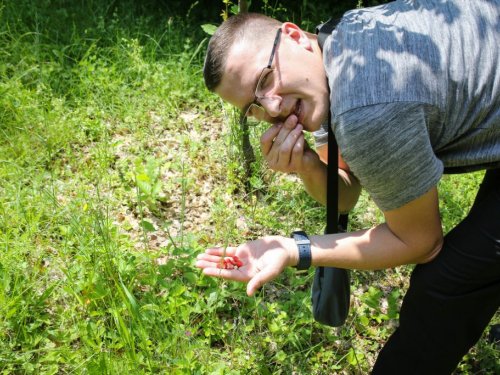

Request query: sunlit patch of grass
[
  {"left": 0, "top": 0, "right": 498, "bottom": 373},
  {"left": 438, "top": 172, "right": 484, "bottom": 234}
]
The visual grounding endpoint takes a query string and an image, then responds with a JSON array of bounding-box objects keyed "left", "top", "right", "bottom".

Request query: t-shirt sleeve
[
  {"left": 335, "top": 102, "right": 444, "bottom": 211},
  {"left": 312, "top": 117, "right": 330, "bottom": 148}
]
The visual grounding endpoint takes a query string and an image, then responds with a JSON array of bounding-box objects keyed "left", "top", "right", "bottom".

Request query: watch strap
[{"left": 291, "top": 231, "right": 311, "bottom": 271}]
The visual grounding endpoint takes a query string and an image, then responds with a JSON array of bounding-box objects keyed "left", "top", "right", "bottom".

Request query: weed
[{"left": 0, "top": 1, "right": 497, "bottom": 374}]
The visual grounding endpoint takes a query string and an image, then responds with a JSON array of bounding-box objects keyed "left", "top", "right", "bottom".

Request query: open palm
[{"left": 195, "top": 236, "right": 295, "bottom": 296}]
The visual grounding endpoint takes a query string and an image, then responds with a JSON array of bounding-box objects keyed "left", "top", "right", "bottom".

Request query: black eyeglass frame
[{"left": 240, "top": 28, "right": 282, "bottom": 126}]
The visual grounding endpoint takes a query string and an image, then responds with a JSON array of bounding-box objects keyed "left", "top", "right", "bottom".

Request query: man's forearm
[
  {"left": 284, "top": 223, "right": 441, "bottom": 271},
  {"left": 299, "top": 161, "right": 362, "bottom": 213},
  {"left": 298, "top": 161, "right": 328, "bottom": 204},
  {"left": 287, "top": 187, "right": 443, "bottom": 270},
  {"left": 309, "top": 224, "right": 436, "bottom": 270}
]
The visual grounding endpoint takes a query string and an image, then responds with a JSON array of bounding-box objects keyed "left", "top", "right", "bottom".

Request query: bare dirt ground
[{"left": 109, "top": 110, "right": 234, "bottom": 255}]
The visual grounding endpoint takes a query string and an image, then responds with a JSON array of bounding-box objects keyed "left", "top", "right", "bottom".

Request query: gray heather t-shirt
[{"left": 315, "top": 0, "right": 500, "bottom": 211}]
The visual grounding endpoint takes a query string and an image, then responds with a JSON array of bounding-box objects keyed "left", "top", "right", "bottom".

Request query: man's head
[
  {"left": 204, "top": 13, "right": 281, "bottom": 92},
  {"left": 203, "top": 13, "right": 329, "bottom": 132}
]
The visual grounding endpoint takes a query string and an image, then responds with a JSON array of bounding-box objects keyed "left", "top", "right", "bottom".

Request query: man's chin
[{"left": 310, "top": 110, "right": 329, "bottom": 132}]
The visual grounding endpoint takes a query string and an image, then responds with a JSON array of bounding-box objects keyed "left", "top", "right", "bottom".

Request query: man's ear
[{"left": 281, "top": 22, "right": 312, "bottom": 51}]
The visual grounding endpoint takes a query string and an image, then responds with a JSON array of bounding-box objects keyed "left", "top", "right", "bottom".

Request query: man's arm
[
  {"left": 298, "top": 149, "right": 361, "bottom": 213},
  {"left": 260, "top": 114, "right": 361, "bottom": 212},
  {"left": 196, "top": 185, "right": 443, "bottom": 296},
  {"left": 303, "top": 186, "right": 443, "bottom": 269},
  {"left": 316, "top": 143, "right": 328, "bottom": 164}
]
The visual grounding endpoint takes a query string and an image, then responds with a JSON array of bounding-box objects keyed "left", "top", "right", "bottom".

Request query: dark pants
[{"left": 372, "top": 168, "right": 500, "bottom": 374}]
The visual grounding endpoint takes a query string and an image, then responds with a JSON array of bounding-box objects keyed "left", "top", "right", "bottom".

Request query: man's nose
[{"left": 258, "top": 95, "right": 282, "bottom": 118}]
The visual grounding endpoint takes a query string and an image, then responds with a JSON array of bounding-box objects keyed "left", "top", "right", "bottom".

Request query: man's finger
[
  {"left": 282, "top": 113, "right": 298, "bottom": 130},
  {"left": 195, "top": 260, "right": 219, "bottom": 269},
  {"left": 196, "top": 254, "right": 230, "bottom": 263},
  {"left": 289, "top": 132, "right": 305, "bottom": 169},
  {"left": 270, "top": 124, "right": 303, "bottom": 172},
  {"left": 195, "top": 256, "right": 237, "bottom": 266},
  {"left": 202, "top": 267, "right": 250, "bottom": 282},
  {"left": 272, "top": 115, "right": 298, "bottom": 151},
  {"left": 279, "top": 123, "right": 302, "bottom": 158},
  {"left": 260, "top": 124, "right": 282, "bottom": 156},
  {"left": 204, "top": 247, "right": 237, "bottom": 256}
]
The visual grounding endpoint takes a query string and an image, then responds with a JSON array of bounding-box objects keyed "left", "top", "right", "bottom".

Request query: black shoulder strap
[
  {"left": 316, "top": 16, "right": 344, "bottom": 51},
  {"left": 316, "top": 15, "right": 348, "bottom": 234}
]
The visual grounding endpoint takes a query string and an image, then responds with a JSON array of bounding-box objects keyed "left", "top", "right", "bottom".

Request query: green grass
[{"left": 1, "top": 1, "right": 499, "bottom": 374}]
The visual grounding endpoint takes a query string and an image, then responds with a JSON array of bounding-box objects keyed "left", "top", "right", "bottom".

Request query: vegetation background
[{"left": 0, "top": 0, "right": 498, "bottom": 373}]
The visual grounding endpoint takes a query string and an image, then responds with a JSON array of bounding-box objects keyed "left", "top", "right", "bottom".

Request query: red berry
[{"left": 235, "top": 261, "right": 243, "bottom": 267}]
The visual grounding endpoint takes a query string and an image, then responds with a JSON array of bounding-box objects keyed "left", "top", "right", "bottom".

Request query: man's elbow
[
  {"left": 415, "top": 236, "right": 444, "bottom": 264},
  {"left": 339, "top": 199, "right": 358, "bottom": 215},
  {"left": 338, "top": 170, "right": 362, "bottom": 214}
]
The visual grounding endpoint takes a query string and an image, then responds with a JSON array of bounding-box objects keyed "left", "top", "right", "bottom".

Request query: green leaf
[
  {"left": 161, "top": 162, "right": 171, "bottom": 173},
  {"left": 158, "top": 259, "right": 175, "bottom": 276},
  {"left": 368, "top": 286, "right": 383, "bottom": 298},
  {"left": 144, "top": 199, "right": 158, "bottom": 211},
  {"left": 140, "top": 220, "right": 155, "bottom": 232},
  {"left": 146, "top": 157, "right": 159, "bottom": 180},
  {"left": 347, "top": 347, "right": 359, "bottom": 365},
  {"left": 134, "top": 158, "right": 146, "bottom": 174},
  {"left": 121, "top": 281, "right": 140, "bottom": 319},
  {"left": 34, "top": 283, "right": 58, "bottom": 308},
  {"left": 82, "top": 335, "right": 99, "bottom": 348},
  {"left": 151, "top": 180, "right": 162, "bottom": 197},
  {"left": 209, "top": 361, "right": 227, "bottom": 374},
  {"left": 201, "top": 24, "right": 217, "bottom": 35},
  {"left": 113, "top": 310, "right": 136, "bottom": 360},
  {"left": 183, "top": 272, "right": 198, "bottom": 284},
  {"left": 137, "top": 179, "right": 152, "bottom": 195},
  {"left": 207, "top": 291, "right": 218, "bottom": 307},
  {"left": 170, "top": 284, "right": 186, "bottom": 298},
  {"left": 362, "top": 287, "right": 383, "bottom": 309},
  {"left": 258, "top": 365, "right": 271, "bottom": 375},
  {"left": 157, "top": 279, "right": 170, "bottom": 289},
  {"left": 388, "top": 288, "right": 401, "bottom": 319},
  {"left": 136, "top": 174, "right": 151, "bottom": 181},
  {"left": 276, "top": 350, "right": 287, "bottom": 362},
  {"left": 359, "top": 315, "right": 370, "bottom": 326},
  {"left": 388, "top": 288, "right": 400, "bottom": 303},
  {"left": 388, "top": 306, "right": 399, "bottom": 320}
]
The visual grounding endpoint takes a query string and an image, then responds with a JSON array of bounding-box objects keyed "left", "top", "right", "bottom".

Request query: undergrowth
[{"left": 0, "top": 0, "right": 498, "bottom": 374}]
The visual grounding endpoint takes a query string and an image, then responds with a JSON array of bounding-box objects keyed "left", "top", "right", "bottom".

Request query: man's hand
[
  {"left": 260, "top": 114, "right": 320, "bottom": 174},
  {"left": 195, "top": 236, "right": 297, "bottom": 296}
]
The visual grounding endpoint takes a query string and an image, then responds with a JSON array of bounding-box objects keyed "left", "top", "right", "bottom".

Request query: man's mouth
[{"left": 293, "top": 99, "right": 302, "bottom": 118}]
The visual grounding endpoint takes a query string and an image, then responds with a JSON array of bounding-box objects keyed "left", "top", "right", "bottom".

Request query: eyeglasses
[{"left": 241, "top": 28, "right": 282, "bottom": 126}]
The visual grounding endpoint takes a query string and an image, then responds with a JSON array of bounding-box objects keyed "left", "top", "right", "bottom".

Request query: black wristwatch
[{"left": 291, "top": 231, "right": 311, "bottom": 271}]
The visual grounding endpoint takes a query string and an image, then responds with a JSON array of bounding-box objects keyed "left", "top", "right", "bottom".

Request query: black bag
[{"left": 311, "top": 17, "right": 351, "bottom": 327}]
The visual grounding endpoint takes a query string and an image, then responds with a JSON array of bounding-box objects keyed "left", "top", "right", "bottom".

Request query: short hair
[{"left": 203, "top": 13, "right": 282, "bottom": 92}]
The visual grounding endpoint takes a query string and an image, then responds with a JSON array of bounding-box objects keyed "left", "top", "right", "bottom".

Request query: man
[{"left": 196, "top": 1, "right": 500, "bottom": 373}]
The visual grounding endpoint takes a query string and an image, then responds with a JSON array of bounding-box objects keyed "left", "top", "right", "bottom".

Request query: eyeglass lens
[
  {"left": 244, "top": 67, "right": 277, "bottom": 122},
  {"left": 242, "top": 28, "right": 282, "bottom": 126}
]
